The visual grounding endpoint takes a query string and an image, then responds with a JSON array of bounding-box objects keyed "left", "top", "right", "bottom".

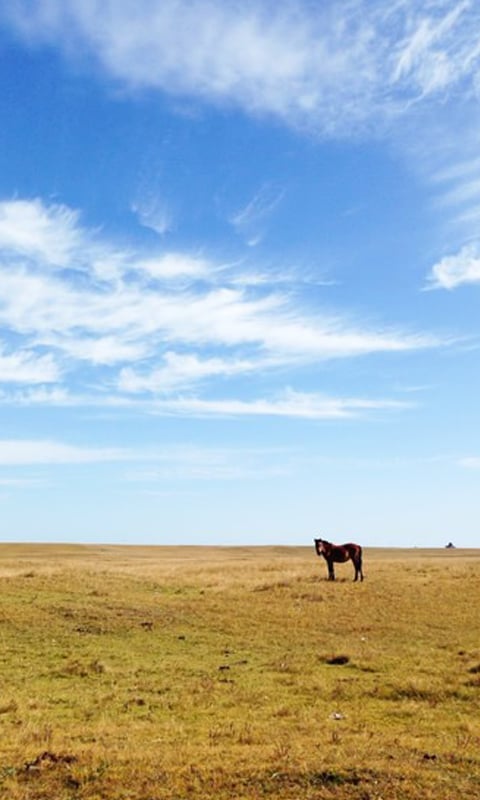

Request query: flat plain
[{"left": 0, "top": 543, "right": 479, "bottom": 799}]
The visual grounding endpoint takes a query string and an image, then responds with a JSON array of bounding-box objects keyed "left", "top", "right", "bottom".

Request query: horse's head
[{"left": 314, "top": 538, "right": 327, "bottom": 556}]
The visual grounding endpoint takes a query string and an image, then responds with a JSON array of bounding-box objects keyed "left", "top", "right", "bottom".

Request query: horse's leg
[
  {"left": 356, "top": 553, "right": 364, "bottom": 582},
  {"left": 328, "top": 559, "right": 335, "bottom": 580}
]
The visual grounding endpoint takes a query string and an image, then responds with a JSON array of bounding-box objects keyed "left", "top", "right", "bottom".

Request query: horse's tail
[{"left": 357, "top": 546, "right": 364, "bottom": 579}]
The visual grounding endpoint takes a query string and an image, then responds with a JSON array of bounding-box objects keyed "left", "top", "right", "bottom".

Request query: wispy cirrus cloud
[
  {"left": 132, "top": 197, "right": 173, "bottom": 237},
  {"left": 5, "top": 2, "right": 480, "bottom": 297},
  {"left": 0, "top": 383, "right": 413, "bottom": 421},
  {"left": 410, "top": 134, "right": 480, "bottom": 289},
  {"left": 229, "top": 184, "right": 284, "bottom": 246},
  {"left": 145, "top": 390, "right": 412, "bottom": 420},
  {"left": 0, "top": 197, "right": 435, "bottom": 354},
  {"left": 391, "top": 1, "right": 475, "bottom": 96},
  {"left": 2, "top": 1, "right": 480, "bottom": 136},
  {"left": 0, "top": 198, "right": 82, "bottom": 266},
  {"left": 424, "top": 142, "right": 480, "bottom": 231},
  {"left": 0, "top": 197, "right": 437, "bottom": 416}
]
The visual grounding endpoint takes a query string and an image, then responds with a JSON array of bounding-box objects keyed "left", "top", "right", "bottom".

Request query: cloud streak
[{"left": 146, "top": 390, "right": 413, "bottom": 420}]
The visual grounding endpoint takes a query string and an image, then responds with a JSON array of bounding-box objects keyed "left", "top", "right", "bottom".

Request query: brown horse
[{"left": 314, "top": 537, "right": 364, "bottom": 582}]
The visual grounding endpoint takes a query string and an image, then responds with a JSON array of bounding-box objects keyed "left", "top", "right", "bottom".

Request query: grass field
[{"left": 0, "top": 544, "right": 479, "bottom": 799}]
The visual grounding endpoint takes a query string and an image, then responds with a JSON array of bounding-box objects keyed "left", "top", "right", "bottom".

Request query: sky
[{"left": 0, "top": 0, "right": 479, "bottom": 547}]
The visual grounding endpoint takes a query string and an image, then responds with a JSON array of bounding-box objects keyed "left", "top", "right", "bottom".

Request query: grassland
[{"left": 0, "top": 543, "right": 479, "bottom": 799}]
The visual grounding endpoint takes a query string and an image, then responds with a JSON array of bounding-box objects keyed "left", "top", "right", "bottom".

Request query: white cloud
[
  {"left": 0, "top": 197, "right": 131, "bottom": 285},
  {"left": 0, "top": 198, "right": 81, "bottom": 266},
  {"left": 40, "top": 333, "right": 148, "bottom": 366},
  {"left": 3, "top": 1, "right": 480, "bottom": 135},
  {"left": 135, "top": 253, "right": 211, "bottom": 281},
  {"left": 0, "top": 199, "right": 436, "bottom": 369},
  {"left": 0, "top": 344, "right": 61, "bottom": 383},
  {"left": 118, "top": 351, "right": 260, "bottom": 394},
  {"left": 427, "top": 243, "right": 480, "bottom": 289},
  {"left": 0, "top": 386, "right": 136, "bottom": 408},
  {"left": 0, "top": 197, "right": 439, "bottom": 417},
  {"left": 0, "top": 387, "right": 75, "bottom": 406}
]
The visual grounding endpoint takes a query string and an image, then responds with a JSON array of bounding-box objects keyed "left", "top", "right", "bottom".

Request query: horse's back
[{"left": 346, "top": 542, "right": 362, "bottom": 559}]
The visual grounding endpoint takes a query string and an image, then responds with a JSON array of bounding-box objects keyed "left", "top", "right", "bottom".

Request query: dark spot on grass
[
  {"left": 123, "top": 697, "right": 146, "bottom": 711},
  {"left": 354, "top": 664, "right": 378, "bottom": 673},
  {"left": 75, "top": 624, "right": 105, "bottom": 635},
  {"left": 311, "top": 769, "right": 361, "bottom": 786},
  {"left": 323, "top": 655, "right": 350, "bottom": 665},
  {"left": 268, "top": 769, "right": 365, "bottom": 788}
]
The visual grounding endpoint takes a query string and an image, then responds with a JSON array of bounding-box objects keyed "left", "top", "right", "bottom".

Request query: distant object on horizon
[{"left": 445, "top": 542, "right": 456, "bottom": 549}]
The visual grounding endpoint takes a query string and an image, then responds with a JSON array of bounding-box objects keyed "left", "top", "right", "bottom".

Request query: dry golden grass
[{"left": 0, "top": 544, "right": 479, "bottom": 799}]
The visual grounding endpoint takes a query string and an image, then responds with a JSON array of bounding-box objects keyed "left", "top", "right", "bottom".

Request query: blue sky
[{"left": 0, "top": 0, "right": 479, "bottom": 547}]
